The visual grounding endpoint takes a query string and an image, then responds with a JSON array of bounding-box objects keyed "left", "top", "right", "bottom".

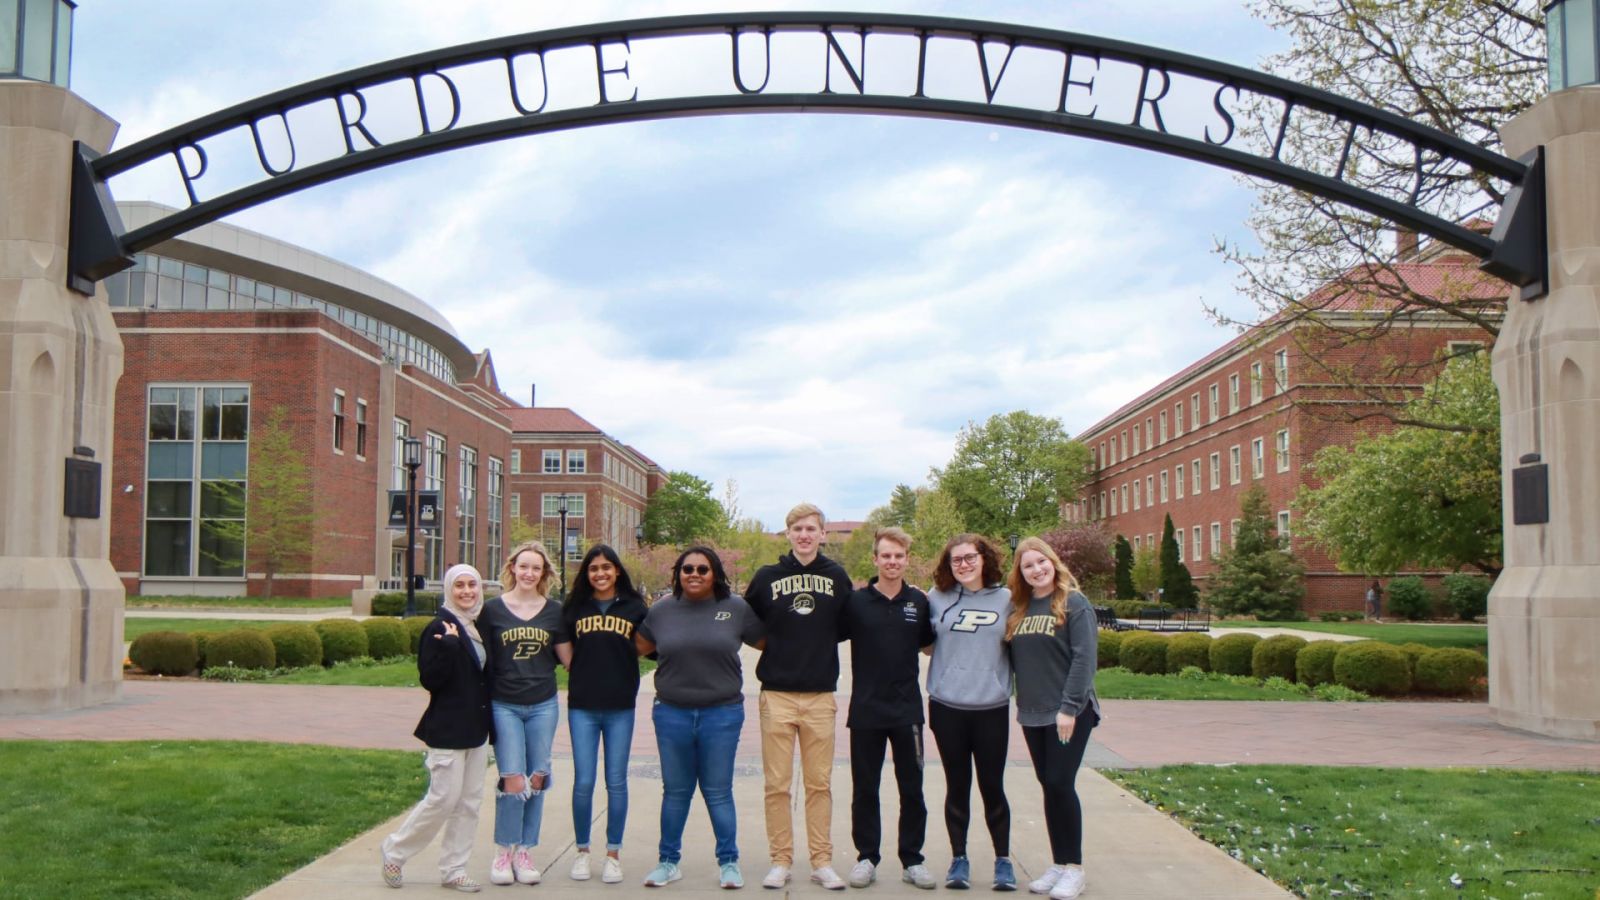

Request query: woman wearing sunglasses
[
  {"left": 634, "top": 546, "right": 765, "bottom": 890},
  {"left": 924, "top": 534, "right": 1016, "bottom": 891}
]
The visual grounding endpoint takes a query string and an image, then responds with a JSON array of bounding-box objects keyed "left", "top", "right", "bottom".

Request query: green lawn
[
  {"left": 205, "top": 658, "right": 653, "bottom": 689},
  {"left": 1216, "top": 621, "right": 1488, "bottom": 649},
  {"left": 1106, "top": 765, "right": 1598, "bottom": 899},
  {"left": 126, "top": 595, "right": 348, "bottom": 611},
  {"left": 124, "top": 618, "right": 283, "bottom": 641},
  {"left": 0, "top": 741, "right": 419, "bottom": 899},
  {"left": 1095, "top": 667, "right": 1365, "bottom": 701}
]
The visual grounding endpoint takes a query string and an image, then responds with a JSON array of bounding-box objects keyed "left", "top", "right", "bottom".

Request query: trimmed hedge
[
  {"left": 1415, "top": 648, "right": 1488, "bottom": 694},
  {"left": 265, "top": 624, "right": 322, "bottom": 669},
  {"left": 315, "top": 618, "right": 369, "bottom": 665},
  {"left": 1393, "top": 642, "right": 1432, "bottom": 677},
  {"left": 1097, "top": 630, "right": 1123, "bottom": 669},
  {"left": 362, "top": 617, "right": 410, "bottom": 659},
  {"left": 1252, "top": 635, "right": 1307, "bottom": 681},
  {"left": 192, "top": 632, "right": 212, "bottom": 671},
  {"left": 129, "top": 631, "right": 199, "bottom": 676},
  {"left": 1167, "top": 633, "right": 1213, "bottom": 672},
  {"left": 1119, "top": 632, "right": 1169, "bottom": 675},
  {"left": 405, "top": 616, "right": 432, "bottom": 654},
  {"left": 370, "top": 591, "right": 444, "bottom": 617},
  {"left": 1209, "top": 633, "right": 1261, "bottom": 676},
  {"left": 1295, "top": 640, "right": 1343, "bottom": 687},
  {"left": 1333, "top": 641, "right": 1411, "bottom": 695},
  {"left": 1386, "top": 576, "right": 1434, "bottom": 621},
  {"left": 204, "top": 629, "right": 276, "bottom": 670},
  {"left": 1442, "top": 573, "right": 1491, "bottom": 621}
]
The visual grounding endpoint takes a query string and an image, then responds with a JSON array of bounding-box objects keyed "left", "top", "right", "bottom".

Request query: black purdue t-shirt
[{"left": 566, "top": 594, "right": 648, "bottom": 710}]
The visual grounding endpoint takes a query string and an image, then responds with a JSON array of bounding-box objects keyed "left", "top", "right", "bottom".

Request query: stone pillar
[
  {"left": 0, "top": 81, "right": 125, "bottom": 714},
  {"left": 1490, "top": 88, "right": 1600, "bottom": 740}
]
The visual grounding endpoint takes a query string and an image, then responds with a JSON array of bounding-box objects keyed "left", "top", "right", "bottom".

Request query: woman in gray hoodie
[{"left": 924, "top": 534, "right": 1016, "bottom": 891}]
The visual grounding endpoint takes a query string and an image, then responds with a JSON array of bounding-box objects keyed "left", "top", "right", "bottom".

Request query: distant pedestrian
[
  {"left": 635, "top": 546, "right": 765, "bottom": 889},
  {"left": 562, "top": 544, "right": 648, "bottom": 885},
  {"left": 380, "top": 563, "right": 493, "bottom": 893},
  {"left": 1366, "top": 580, "right": 1383, "bottom": 621},
  {"left": 840, "top": 526, "right": 937, "bottom": 890},
  {"left": 925, "top": 534, "right": 1016, "bottom": 891},
  {"left": 1005, "top": 538, "right": 1101, "bottom": 900}
]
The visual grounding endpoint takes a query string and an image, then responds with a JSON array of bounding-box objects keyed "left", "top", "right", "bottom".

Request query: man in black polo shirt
[{"left": 840, "top": 526, "right": 936, "bottom": 890}]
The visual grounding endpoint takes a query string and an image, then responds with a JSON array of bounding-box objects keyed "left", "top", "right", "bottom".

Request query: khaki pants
[
  {"left": 759, "top": 690, "right": 837, "bottom": 867},
  {"left": 381, "top": 742, "right": 490, "bottom": 882}
]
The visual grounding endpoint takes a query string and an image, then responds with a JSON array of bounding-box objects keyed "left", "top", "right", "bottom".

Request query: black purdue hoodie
[{"left": 744, "top": 551, "right": 853, "bottom": 692}]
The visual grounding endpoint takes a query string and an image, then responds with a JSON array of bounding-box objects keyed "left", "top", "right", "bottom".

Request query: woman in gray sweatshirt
[
  {"left": 924, "top": 534, "right": 1016, "bottom": 891},
  {"left": 1003, "top": 537, "right": 1100, "bottom": 900}
]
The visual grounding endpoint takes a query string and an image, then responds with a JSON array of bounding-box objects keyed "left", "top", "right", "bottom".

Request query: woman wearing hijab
[{"left": 380, "top": 563, "right": 493, "bottom": 892}]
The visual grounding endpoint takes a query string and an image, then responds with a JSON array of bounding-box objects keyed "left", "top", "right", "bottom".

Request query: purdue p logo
[{"left": 950, "top": 609, "right": 1000, "bottom": 632}]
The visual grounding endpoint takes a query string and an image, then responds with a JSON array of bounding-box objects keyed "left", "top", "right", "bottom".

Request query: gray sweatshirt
[
  {"left": 1008, "top": 590, "right": 1101, "bottom": 727},
  {"left": 926, "top": 583, "right": 1013, "bottom": 710}
]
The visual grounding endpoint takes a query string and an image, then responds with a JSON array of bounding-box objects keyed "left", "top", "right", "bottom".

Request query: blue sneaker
[
  {"left": 720, "top": 861, "right": 745, "bottom": 889},
  {"left": 946, "top": 857, "right": 971, "bottom": 890},
  {"left": 643, "top": 861, "right": 682, "bottom": 887},
  {"left": 993, "top": 858, "right": 1016, "bottom": 892}
]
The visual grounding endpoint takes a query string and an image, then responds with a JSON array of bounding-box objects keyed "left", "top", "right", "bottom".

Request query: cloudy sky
[{"left": 74, "top": 1, "right": 1286, "bottom": 528}]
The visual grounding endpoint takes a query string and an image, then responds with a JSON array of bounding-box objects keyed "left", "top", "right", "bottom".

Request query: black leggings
[
  {"left": 849, "top": 725, "right": 927, "bottom": 867},
  {"left": 927, "top": 699, "right": 1010, "bottom": 858},
  {"left": 1022, "top": 713, "right": 1095, "bottom": 865}
]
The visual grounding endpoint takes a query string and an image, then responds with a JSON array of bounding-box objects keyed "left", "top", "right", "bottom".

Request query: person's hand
[
  {"left": 1056, "top": 711, "right": 1075, "bottom": 744},
  {"left": 436, "top": 621, "right": 458, "bottom": 639}
]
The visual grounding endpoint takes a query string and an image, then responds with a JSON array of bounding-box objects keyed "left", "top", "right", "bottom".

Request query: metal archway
[{"left": 67, "top": 11, "right": 1545, "bottom": 296}]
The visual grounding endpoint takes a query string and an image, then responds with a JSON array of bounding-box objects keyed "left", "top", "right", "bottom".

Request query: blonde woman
[
  {"left": 1003, "top": 538, "right": 1100, "bottom": 900},
  {"left": 480, "top": 542, "right": 573, "bottom": 885}
]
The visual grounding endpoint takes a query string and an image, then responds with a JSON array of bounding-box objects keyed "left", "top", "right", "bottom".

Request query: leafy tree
[
  {"left": 932, "top": 410, "right": 1091, "bottom": 537},
  {"left": 885, "top": 483, "right": 919, "bottom": 528},
  {"left": 1207, "top": 486, "right": 1306, "bottom": 620},
  {"left": 1130, "top": 545, "right": 1161, "bottom": 600},
  {"left": 1113, "top": 534, "right": 1135, "bottom": 601},
  {"left": 717, "top": 516, "right": 784, "bottom": 592},
  {"left": 1296, "top": 354, "right": 1501, "bottom": 576},
  {"left": 202, "top": 406, "right": 313, "bottom": 598},
  {"left": 1040, "top": 523, "right": 1115, "bottom": 599},
  {"left": 1216, "top": 0, "right": 1538, "bottom": 426},
  {"left": 1159, "top": 514, "right": 1200, "bottom": 608},
  {"left": 838, "top": 524, "right": 878, "bottom": 584},
  {"left": 908, "top": 488, "right": 966, "bottom": 586},
  {"left": 640, "top": 470, "right": 727, "bottom": 546}
]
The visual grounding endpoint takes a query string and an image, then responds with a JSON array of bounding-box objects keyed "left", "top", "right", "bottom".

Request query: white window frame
[
  {"left": 1277, "top": 510, "right": 1291, "bottom": 540},
  {"left": 1190, "top": 392, "right": 1201, "bottom": 430},
  {"left": 1133, "top": 480, "right": 1142, "bottom": 510},
  {"left": 1209, "top": 452, "right": 1221, "bottom": 490},
  {"left": 1274, "top": 349, "right": 1289, "bottom": 393},
  {"left": 1175, "top": 464, "right": 1184, "bottom": 499},
  {"left": 542, "top": 449, "right": 561, "bottom": 474},
  {"left": 332, "top": 390, "right": 346, "bottom": 454},
  {"left": 567, "top": 449, "right": 586, "bottom": 474},
  {"left": 1250, "top": 362, "right": 1264, "bottom": 405},
  {"left": 1276, "top": 429, "right": 1291, "bottom": 472},
  {"left": 1209, "top": 384, "right": 1220, "bottom": 422},
  {"left": 542, "top": 492, "right": 586, "bottom": 518},
  {"left": 354, "top": 398, "right": 367, "bottom": 459},
  {"left": 1192, "top": 526, "right": 1203, "bottom": 562},
  {"left": 1133, "top": 423, "right": 1142, "bottom": 455},
  {"left": 1191, "top": 459, "right": 1201, "bottom": 494},
  {"left": 509, "top": 449, "right": 521, "bottom": 474},
  {"left": 1252, "top": 437, "right": 1265, "bottom": 479},
  {"left": 1229, "top": 445, "right": 1242, "bottom": 485},
  {"left": 509, "top": 492, "right": 521, "bottom": 520},
  {"left": 1211, "top": 522, "right": 1222, "bottom": 556},
  {"left": 1229, "top": 373, "right": 1241, "bottom": 413},
  {"left": 1159, "top": 469, "right": 1169, "bottom": 502}
]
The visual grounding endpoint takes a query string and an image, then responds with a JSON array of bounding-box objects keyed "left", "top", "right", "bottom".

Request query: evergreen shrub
[
  {"left": 1393, "top": 642, "right": 1432, "bottom": 677},
  {"left": 1097, "top": 630, "right": 1123, "bottom": 669},
  {"left": 362, "top": 617, "right": 409, "bottom": 659},
  {"left": 405, "top": 616, "right": 432, "bottom": 654},
  {"left": 129, "top": 631, "right": 199, "bottom": 676},
  {"left": 1208, "top": 632, "right": 1261, "bottom": 676},
  {"left": 1252, "top": 634, "right": 1307, "bottom": 681},
  {"left": 1118, "top": 632, "right": 1169, "bottom": 675},
  {"left": 192, "top": 632, "right": 211, "bottom": 670},
  {"left": 1386, "top": 576, "right": 1434, "bottom": 621},
  {"left": 1441, "top": 573, "right": 1492, "bottom": 621},
  {"left": 265, "top": 624, "right": 322, "bottom": 669},
  {"left": 1295, "top": 640, "right": 1343, "bottom": 687},
  {"left": 203, "top": 629, "right": 276, "bottom": 670},
  {"left": 1166, "top": 633, "right": 1213, "bottom": 672},
  {"left": 315, "top": 618, "right": 369, "bottom": 665},
  {"left": 1333, "top": 641, "right": 1411, "bottom": 695},
  {"left": 1414, "top": 648, "right": 1488, "bottom": 694}
]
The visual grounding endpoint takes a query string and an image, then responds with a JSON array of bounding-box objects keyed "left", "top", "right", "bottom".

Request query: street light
[
  {"left": 557, "top": 493, "right": 569, "bottom": 601},
  {"left": 403, "top": 437, "right": 423, "bottom": 617},
  {"left": 1008, "top": 533, "right": 1021, "bottom": 551}
]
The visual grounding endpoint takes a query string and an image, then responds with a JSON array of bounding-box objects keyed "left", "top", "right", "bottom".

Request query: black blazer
[{"left": 412, "top": 609, "right": 493, "bottom": 749}]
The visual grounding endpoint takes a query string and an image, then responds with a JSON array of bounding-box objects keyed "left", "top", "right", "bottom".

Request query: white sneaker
[
  {"left": 602, "top": 855, "right": 624, "bottom": 884},
  {"left": 489, "top": 849, "right": 514, "bottom": 886},
  {"left": 848, "top": 860, "right": 876, "bottom": 888},
  {"left": 902, "top": 865, "right": 937, "bottom": 890},
  {"left": 1048, "top": 867, "right": 1085, "bottom": 900},
  {"left": 1029, "top": 865, "right": 1067, "bottom": 894},
  {"left": 811, "top": 866, "right": 847, "bottom": 891},
  {"left": 762, "top": 865, "right": 791, "bottom": 889},
  {"left": 512, "top": 847, "right": 541, "bottom": 885},
  {"left": 571, "top": 851, "right": 593, "bottom": 881}
]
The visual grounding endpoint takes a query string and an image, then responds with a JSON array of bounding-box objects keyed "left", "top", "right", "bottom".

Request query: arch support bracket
[
  {"left": 1481, "top": 147, "right": 1547, "bottom": 301},
  {"left": 67, "top": 142, "right": 131, "bottom": 297}
]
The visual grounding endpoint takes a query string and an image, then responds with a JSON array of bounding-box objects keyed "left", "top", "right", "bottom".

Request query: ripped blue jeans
[{"left": 491, "top": 696, "right": 559, "bottom": 847}]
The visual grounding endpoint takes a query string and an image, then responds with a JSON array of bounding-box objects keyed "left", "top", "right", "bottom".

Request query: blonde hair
[
  {"left": 1004, "top": 536, "right": 1080, "bottom": 641},
  {"left": 873, "top": 526, "right": 912, "bottom": 554},
  {"left": 785, "top": 502, "right": 825, "bottom": 529},
  {"left": 500, "top": 541, "right": 556, "bottom": 596}
]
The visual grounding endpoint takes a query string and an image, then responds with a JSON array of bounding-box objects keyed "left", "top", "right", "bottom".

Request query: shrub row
[
  {"left": 129, "top": 618, "right": 421, "bottom": 675},
  {"left": 1099, "top": 630, "right": 1486, "bottom": 696},
  {"left": 1383, "top": 574, "right": 1493, "bottom": 621},
  {"left": 370, "top": 592, "right": 445, "bottom": 617}
]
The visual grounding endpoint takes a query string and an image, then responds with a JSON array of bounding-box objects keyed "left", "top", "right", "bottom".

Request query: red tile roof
[{"left": 502, "top": 407, "right": 602, "bottom": 434}]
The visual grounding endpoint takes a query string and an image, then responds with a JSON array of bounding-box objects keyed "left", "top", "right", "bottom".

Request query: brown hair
[
  {"left": 873, "top": 526, "right": 912, "bottom": 554},
  {"left": 932, "top": 533, "right": 1004, "bottom": 593},
  {"left": 785, "top": 502, "right": 825, "bottom": 529},
  {"left": 500, "top": 541, "right": 557, "bottom": 596},
  {"left": 1004, "top": 536, "right": 1080, "bottom": 640}
]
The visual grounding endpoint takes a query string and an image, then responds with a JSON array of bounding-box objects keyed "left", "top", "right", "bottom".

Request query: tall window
[
  {"left": 1099, "top": 442, "right": 1107, "bottom": 468},
  {"left": 1175, "top": 529, "right": 1184, "bottom": 563},
  {"left": 487, "top": 456, "right": 503, "bottom": 575},
  {"left": 509, "top": 492, "right": 521, "bottom": 521},
  {"left": 1231, "top": 518, "right": 1241, "bottom": 545},
  {"left": 1229, "top": 445, "right": 1242, "bottom": 484},
  {"left": 1250, "top": 362, "right": 1264, "bottom": 404},
  {"left": 458, "top": 445, "right": 478, "bottom": 570},
  {"left": 510, "top": 449, "right": 521, "bottom": 475},
  {"left": 1133, "top": 480, "right": 1142, "bottom": 511},
  {"left": 567, "top": 449, "right": 586, "bottom": 474},
  {"left": 1191, "top": 459, "right": 1201, "bottom": 493},
  {"left": 1159, "top": 470, "right": 1169, "bottom": 502},
  {"left": 1209, "top": 452, "right": 1221, "bottom": 490},
  {"left": 1175, "top": 464, "right": 1185, "bottom": 499},
  {"left": 1133, "top": 424, "right": 1142, "bottom": 455},
  {"left": 1145, "top": 417, "right": 1154, "bottom": 447},
  {"left": 332, "top": 391, "right": 345, "bottom": 452},
  {"left": 1211, "top": 522, "right": 1222, "bottom": 556},
  {"left": 1133, "top": 535, "right": 1141, "bottom": 551},
  {"left": 1099, "top": 491, "right": 1107, "bottom": 518},
  {"left": 1251, "top": 437, "right": 1265, "bottom": 478},
  {"left": 1209, "top": 384, "right": 1220, "bottom": 422},
  {"left": 1159, "top": 410, "right": 1168, "bottom": 443},
  {"left": 1192, "top": 526, "right": 1203, "bottom": 562},
  {"left": 392, "top": 418, "right": 410, "bottom": 490},
  {"left": 1277, "top": 510, "right": 1292, "bottom": 541},
  {"left": 1190, "top": 392, "right": 1201, "bottom": 430},
  {"left": 1120, "top": 484, "right": 1129, "bottom": 512},
  {"left": 1276, "top": 429, "right": 1291, "bottom": 472},
  {"left": 1229, "top": 373, "right": 1241, "bottom": 413},
  {"left": 542, "top": 449, "right": 561, "bottom": 474},
  {"left": 1110, "top": 435, "right": 1118, "bottom": 463},
  {"left": 355, "top": 399, "right": 367, "bottom": 457},
  {"left": 424, "top": 432, "right": 446, "bottom": 580},
  {"left": 1145, "top": 475, "right": 1154, "bottom": 507},
  {"left": 1274, "top": 349, "right": 1289, "bottom": 393},
  {"left": 144, "top": 385, "right": 249, "bottom": 578}
]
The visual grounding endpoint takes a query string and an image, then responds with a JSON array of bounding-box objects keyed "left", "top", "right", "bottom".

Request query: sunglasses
[{"left": 679, "top": 564, "right": 712, "bottom": 576}]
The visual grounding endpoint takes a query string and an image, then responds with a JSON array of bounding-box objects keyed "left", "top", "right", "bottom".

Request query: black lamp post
[
  {"left": 403, "top": 437, "right": 423, "bottom": 617},
  {"left": 557, "top": 493, "right": 569, "bottom": 601},
  {"left": 1008, "top": 533, "right": 1021, "bottom": 552}
]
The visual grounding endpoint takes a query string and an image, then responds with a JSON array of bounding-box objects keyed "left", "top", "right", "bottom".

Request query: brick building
[
  {"left": 106, "top": 202, "right": 658, "bottom": 598},
  {"left": 1071, "top": 244, "right": 1503, "bottom": 612}
]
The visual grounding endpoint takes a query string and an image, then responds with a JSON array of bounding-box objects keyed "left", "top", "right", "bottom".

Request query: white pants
[{"left": 381, "top": 742, "right": 490, "bottom": 881}]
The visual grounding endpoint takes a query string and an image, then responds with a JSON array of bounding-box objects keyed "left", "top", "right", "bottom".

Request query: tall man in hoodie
[{"left": 744, "top": 503, "right": 855, "bottom": 891}]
